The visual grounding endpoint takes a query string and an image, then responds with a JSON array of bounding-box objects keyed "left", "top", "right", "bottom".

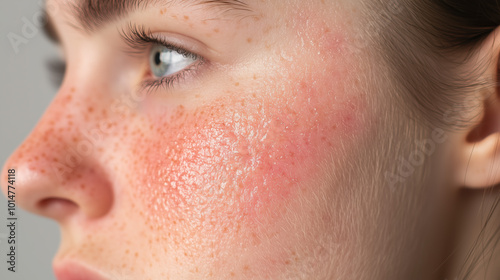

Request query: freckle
[
  {"left": 235, "top": 82, "right": 240, "bottom": 86},
  {"left": 70, "top": 87, "right": 75, "bottom": 93},
  {"left": 184, "top": 15, "right": 189, "bottom": 20},
  {"left": 135, "top": 252, "right": 139, "bottom": 258},
  {"left": 230, "top": 272, "right": 235, "bottom": 277},
  {"left": 214, "top": 28, "right": 219, "bottom": 33},
  {"left": 62, "top": 95, "right": 73, "bottom": 105},
  {"left": 247, "top": 38, "right": 252, "bottom": 43},
  {"left": 251, "top": 232, "right": 260, "bottom": 245},
  {"left": 171, "top": 14, "right": 178, "bottom": 19},
  {"left": 88, "top": 106, "right": 94, "bottom": 113}
]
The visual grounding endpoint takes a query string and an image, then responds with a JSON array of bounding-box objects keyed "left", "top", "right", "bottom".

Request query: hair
[
  {"left": 365, "top": 0, "right": 499, "bottom": 130},
  {"left": 368, "top": 0, "right": 500, "bottom": 279}
]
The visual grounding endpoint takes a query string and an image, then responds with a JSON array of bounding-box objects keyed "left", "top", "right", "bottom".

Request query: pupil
[{"left": 154, "top": 52, "right": 161, "bottom": 66}]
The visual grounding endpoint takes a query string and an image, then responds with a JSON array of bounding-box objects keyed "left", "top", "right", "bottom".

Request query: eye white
[{"left": 149, "top": 44, "right": 196, "bottom": 78}]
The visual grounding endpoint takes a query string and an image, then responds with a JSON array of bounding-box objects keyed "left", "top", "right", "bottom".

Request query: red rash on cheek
[
  {"left": 132, "top": 76, "right": 363, "bottom": 233},
  {"left": 130, "top": 13, "right": 365, "bottom": 231},
  {"left": 124, "top": 7, "right": 366, "bottom": 268}
]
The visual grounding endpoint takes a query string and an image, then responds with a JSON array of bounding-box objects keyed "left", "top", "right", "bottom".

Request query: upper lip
[{"left": 53, "top": 261, "right": 109, "bottom": 280}]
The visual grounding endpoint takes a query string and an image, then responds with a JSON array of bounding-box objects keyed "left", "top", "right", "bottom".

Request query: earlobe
[
  {"left": 458, "top": 83, "right": 500, "bottom": 189},
  {"left": 460, "top": 133, "right": 500, "bottom": 188},
  {"left": 456, "top": 27, "right": 500, "bottom": 189}
]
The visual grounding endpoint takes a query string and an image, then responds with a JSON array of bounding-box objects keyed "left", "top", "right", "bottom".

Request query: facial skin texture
[{"left": 1, "top": 0, "right": 475, "bottom": 279}]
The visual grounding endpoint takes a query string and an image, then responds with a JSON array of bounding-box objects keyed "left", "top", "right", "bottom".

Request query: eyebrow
[{"left": 43, "top": 0, "right": 252, "bottom": 42}]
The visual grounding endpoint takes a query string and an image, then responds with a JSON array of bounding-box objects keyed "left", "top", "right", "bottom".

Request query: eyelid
[{"left": 119, "top": 23, "right": 210, "bottom": 59}]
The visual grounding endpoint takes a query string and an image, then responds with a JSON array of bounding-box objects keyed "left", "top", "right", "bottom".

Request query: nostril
[
  {"left": 38, "top": 198, "right": 78, "bottom": 221},
  {"left": 3, "top": 150, "right": 115, "bottom": 221}
]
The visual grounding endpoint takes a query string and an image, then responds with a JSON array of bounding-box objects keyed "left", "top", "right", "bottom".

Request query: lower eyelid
[{"left": 139, "top": 59, "right": 205, "bottom": 93}]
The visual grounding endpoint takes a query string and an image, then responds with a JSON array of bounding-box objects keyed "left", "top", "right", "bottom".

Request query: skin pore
[{"left": 2, "top": 0, "right": 500, "bottom": 279}]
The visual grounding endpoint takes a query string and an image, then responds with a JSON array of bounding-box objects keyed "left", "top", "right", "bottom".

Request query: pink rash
[
  {"left": 127, "top": 56, "right": 365, "bottom": 272},
  {"left": 128, "top": 9, "right": 364, "bottom": 230},
  {"left": 132, "top": 68, "right": 362, "bottom": 230}
]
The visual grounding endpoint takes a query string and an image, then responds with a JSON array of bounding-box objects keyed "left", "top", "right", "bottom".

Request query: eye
[
  {"left": 149, "top": 44, "right": 197, "bottom": 78},
  {"left": 120, "top": 24, "right": 205, "bottom": 91}
]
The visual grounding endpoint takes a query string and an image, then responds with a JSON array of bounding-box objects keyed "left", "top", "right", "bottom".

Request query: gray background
[{"left": 1, "top": 1, "right": 60, "bottom": 279}]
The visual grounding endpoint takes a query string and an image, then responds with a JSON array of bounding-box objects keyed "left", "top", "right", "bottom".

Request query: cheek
[
  {"left": 122, "top": 8, "right": 368, "bottom": 264},
  {"left": 129, "top": 69, "right": 365, "bottom": 236}
]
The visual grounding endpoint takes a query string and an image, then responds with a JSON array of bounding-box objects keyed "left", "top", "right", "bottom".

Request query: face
[{"left": 2, "top": 0, "right": 437, "bottom": 279}]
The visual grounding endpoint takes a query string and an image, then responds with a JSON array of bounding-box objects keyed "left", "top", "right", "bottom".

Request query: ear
[{"left": 456, "top": 28, "right": 500, "bottom": 189}]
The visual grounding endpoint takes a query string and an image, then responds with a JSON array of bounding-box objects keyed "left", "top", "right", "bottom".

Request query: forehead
[{"left": 43, "top": 0, "right": 257, "bottom": 44}]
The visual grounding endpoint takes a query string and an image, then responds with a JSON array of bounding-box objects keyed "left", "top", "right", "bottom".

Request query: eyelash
[{"left": 120, "top": 23, "right": 204, "bottom": 92}]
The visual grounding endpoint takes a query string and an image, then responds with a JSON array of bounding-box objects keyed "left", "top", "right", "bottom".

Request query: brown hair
[
  {"left": 370, "top": 0, "right": 500, "bottom": 278},
  {"left": 367, "top": 0, "right": 498, "bottom": 130}
]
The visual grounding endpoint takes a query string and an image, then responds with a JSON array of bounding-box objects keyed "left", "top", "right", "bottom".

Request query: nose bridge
[
  {"left": 1, "top": 85, "right": 115, "bottom": 221},
  {"left": 43, "top": 89, "right": 109, "bottom": 180},
  {"left": 20, "top": 85, "right": 109, "bottom": 182}
]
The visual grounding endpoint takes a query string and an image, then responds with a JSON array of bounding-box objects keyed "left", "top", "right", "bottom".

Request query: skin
[{"left": 3, "top": 0, "right": 500, "bottom": 279}]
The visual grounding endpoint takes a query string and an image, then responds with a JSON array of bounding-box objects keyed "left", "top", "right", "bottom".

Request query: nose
[{"left": 1, "top": 88, "right": 114, "bottom": 222}]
